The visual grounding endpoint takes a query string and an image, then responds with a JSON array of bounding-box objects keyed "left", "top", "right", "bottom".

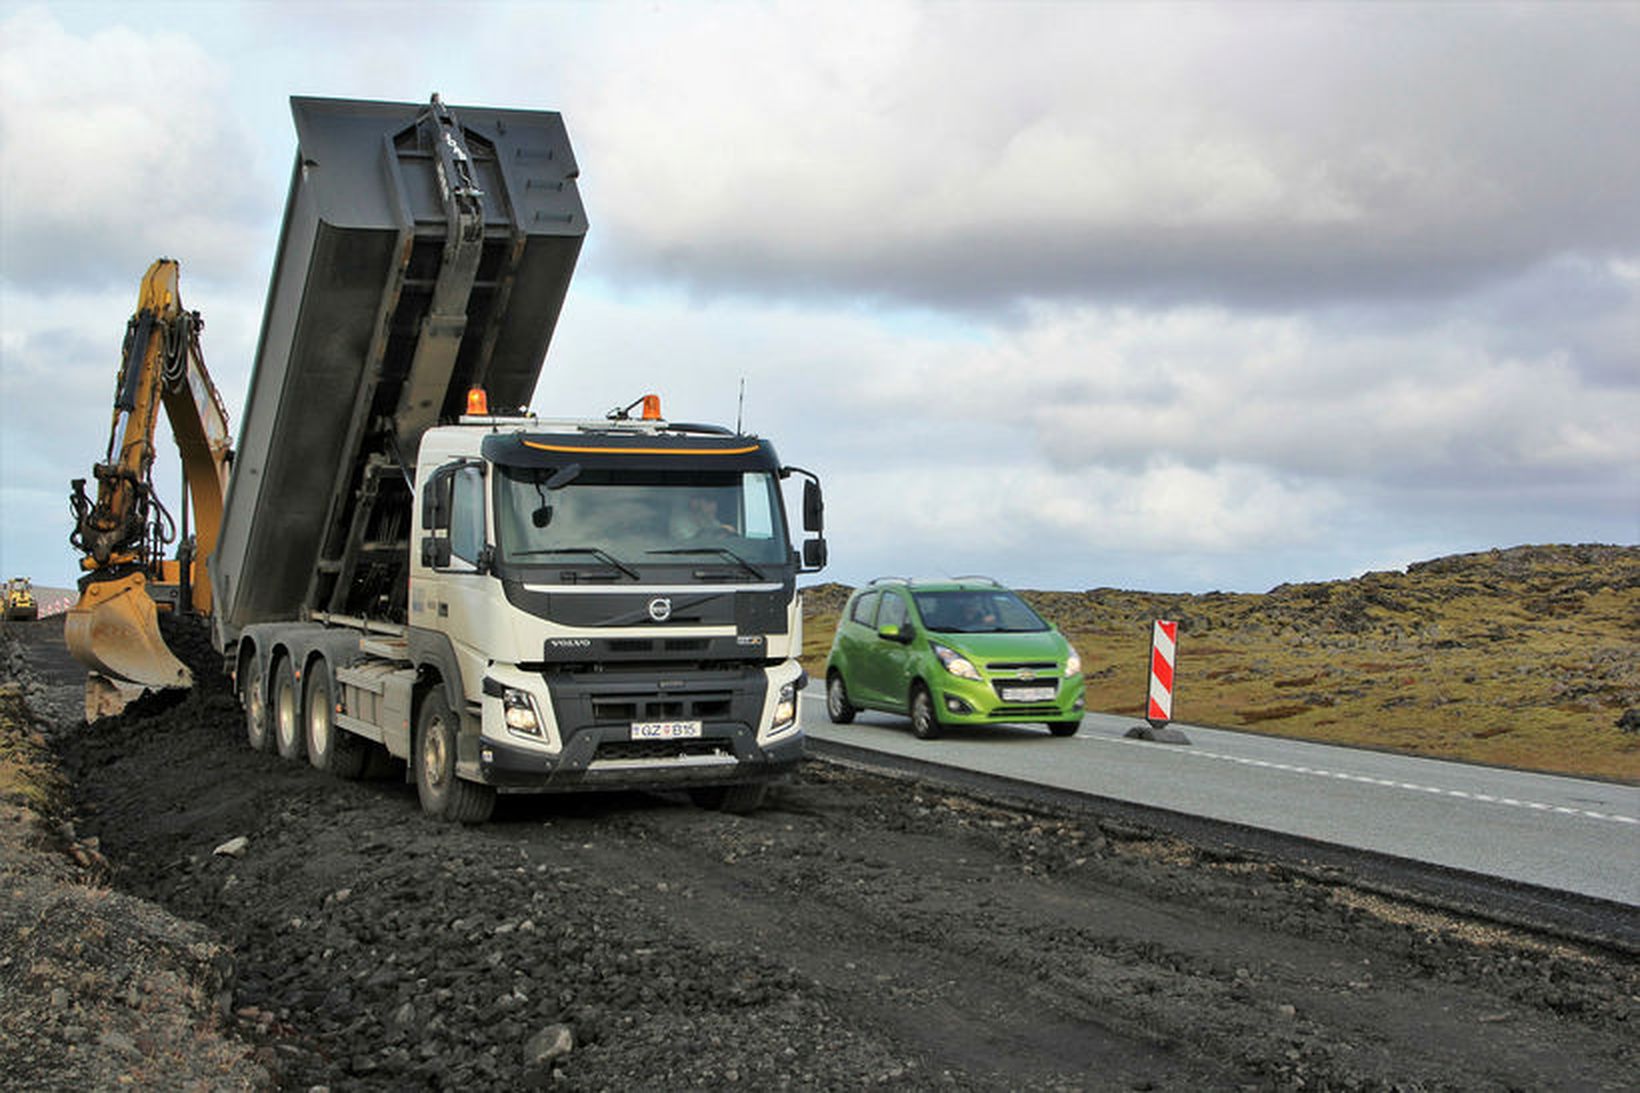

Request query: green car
[{"left": 824, "top": 577, "right": 1086, "bottom": 739}]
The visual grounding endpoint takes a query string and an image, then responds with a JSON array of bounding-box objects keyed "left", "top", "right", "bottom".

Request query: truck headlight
[
  {"left": 772, "top": 682, "right": 797, "bottom": 732},
  {"left": 932, "top": 643, "right": 982, "bottom": 682},
  {"left": 503, "top": 688, "right": 543, "bottom": 737},
  {"left": 1065, "top": 649, "right": 1082, "bottom": 677}
]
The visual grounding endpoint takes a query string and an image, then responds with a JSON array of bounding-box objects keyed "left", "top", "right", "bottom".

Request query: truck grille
[{"left": 591, "top": 695, "right": 734, "bottom": 723}]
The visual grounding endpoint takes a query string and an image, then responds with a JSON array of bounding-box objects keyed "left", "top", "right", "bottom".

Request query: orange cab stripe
[{"left": 520, "top": 439, "right": 761, "bottom": 456}]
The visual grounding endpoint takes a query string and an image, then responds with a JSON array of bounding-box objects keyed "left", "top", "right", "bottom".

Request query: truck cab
[{"left": 409, "top": 412, "right": 823, "bottom": 807}]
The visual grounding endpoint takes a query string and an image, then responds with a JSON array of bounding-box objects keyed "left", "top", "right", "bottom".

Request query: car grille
[{"left": 989, "top": 680, "right": 1062, "bottom": 702}]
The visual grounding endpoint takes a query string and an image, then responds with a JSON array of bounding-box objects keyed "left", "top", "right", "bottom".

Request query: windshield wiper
[
  {"left": 512, "top": 546, "right": 639, "bottom": 580},
  {"left": 648, "top": 546, "right": 763, "bottom": 580}
]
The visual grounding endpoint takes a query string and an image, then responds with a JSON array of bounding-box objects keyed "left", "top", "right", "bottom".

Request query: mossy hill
[{"left": 801, "top": 544, "right": 1640, "bottom": 782}]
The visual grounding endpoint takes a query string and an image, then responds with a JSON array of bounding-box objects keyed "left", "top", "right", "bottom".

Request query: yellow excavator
[{"left": 66, "top": 258, "right": 232, "bottom": 718}]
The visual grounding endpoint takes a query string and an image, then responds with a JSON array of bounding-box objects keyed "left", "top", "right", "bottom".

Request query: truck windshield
[{"left": 495, "top": 466, "right": 790, "bottom": 572}]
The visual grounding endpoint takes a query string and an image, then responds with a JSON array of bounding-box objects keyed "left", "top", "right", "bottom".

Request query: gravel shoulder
[{"left": 3, "top": 617, "right": 1637, "bottom": 1090}]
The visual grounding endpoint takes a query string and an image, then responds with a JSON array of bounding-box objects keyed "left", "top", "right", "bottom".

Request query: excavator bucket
[{"left": 64, "top": 572, "right": 193, "bottom": 719}]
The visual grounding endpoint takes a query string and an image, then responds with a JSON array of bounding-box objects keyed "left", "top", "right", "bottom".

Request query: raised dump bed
[{"left": 212, "top": 95, "right": 586, "bottom": 644}]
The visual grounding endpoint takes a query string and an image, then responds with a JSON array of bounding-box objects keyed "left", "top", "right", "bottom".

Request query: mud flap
[{"left": 64, "top": 572, "right": 193, "bottom": 702}]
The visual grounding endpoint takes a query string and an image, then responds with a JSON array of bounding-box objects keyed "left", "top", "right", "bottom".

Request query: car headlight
[
  {"left": 503, "top": 687, "right": 543, "bottom": 737},
  {"left": 932, "top": 643, "right": 982, "bottom": 682},
  {"left": 772, "top": 682, "right": 798, "bottom": 731},
  {"left": 1065, "top": 649, "right": 1082, "bottom": 677}
]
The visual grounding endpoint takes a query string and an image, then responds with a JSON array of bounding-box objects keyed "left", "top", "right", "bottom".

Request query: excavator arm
[{"left": 66, "top": 259, "right": 231, "bottom": 714}]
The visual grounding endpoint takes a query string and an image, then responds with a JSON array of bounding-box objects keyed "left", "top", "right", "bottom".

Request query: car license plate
[
  {"left": 630, "top": 720, "right": 703, "bottom": 741},
  {"left": 1002, "top": 686, "right": 1057, "bottom": 703}
]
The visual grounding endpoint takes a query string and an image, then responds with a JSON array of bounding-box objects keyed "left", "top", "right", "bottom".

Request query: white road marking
[{"left": 1081, "top": 733, "right": 1639, "bottom": 826}]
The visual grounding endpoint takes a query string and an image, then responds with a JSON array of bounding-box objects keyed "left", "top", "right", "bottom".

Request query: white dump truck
[{"left": 73, "top": 95, "right": 827, "bottom": 822}]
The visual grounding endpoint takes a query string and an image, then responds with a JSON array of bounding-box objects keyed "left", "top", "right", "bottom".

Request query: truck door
[{"left": 419, "top": 462, "right": 491, "bottom": 654}]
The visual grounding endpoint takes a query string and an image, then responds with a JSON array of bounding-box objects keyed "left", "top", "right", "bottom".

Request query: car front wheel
[
  {"left": 826, "top": 671, "right": 856, "bottom": 724},
  {"left": 909, "top": 684, "right": 943, "bottom": 740}
]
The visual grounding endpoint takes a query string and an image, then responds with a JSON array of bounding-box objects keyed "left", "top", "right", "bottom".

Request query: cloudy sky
[{"left": 2, "top": 1, "right": 1636, "bottom": 596}]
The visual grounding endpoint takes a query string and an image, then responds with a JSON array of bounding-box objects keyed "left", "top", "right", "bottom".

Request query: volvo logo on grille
[{"left": 647, "top": 597, "right": 673, "bottom": 622}]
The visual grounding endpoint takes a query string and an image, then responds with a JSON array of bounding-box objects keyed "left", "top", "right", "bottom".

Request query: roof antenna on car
[{"left": 735, "top": 377, "right": 746, "bottom": 435}]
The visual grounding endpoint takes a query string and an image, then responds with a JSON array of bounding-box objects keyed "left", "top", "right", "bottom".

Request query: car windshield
[
  {"left": 495, "top": 466, "right": 790, "bottom": 570},
  {"left": 912, "top": 589, "right": 1048, "bottom": 633}
]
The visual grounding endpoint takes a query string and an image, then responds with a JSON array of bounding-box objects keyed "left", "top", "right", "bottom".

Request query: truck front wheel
[{"left": 415, "top": 691, "right": 495, "bottom": 824}]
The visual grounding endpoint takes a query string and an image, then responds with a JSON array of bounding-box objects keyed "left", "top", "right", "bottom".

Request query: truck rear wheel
[
  {"left": 305, "top": 659, "right": 367, "bottom": 779},
  {"left": 415, "top": 690, "right": 495, "bottom": 823},
  {"left": 273, "top": 655, "right": 305, "bottom": 761},
  {"left": 242, "top": 654, "right": 273, "bottom": 753}
]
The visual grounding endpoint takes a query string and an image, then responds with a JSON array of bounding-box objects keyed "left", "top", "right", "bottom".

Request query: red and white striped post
[{"left": 1147, "top": 619, "right": 1177, "bottom": 728}]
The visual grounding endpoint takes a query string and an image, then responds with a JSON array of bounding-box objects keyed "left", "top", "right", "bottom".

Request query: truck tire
[
  {"left": 242, "top": 654, "right": 273, "bottom": 753},
  {"left": 273, "top": 655, "right": 305, "bottom": 761},
  {"left": 415, "top": 690, "right": 495, "bottom": 823},
  {"left": 305, "top": 659, "right": 367, "bottom": 779},
  {"left": 910, "top": 683, "right": 944, "bottom": 740},
  {"left": 689, "top": 783, "right": 768, "bottom": 814},
  {"left": 826, "top": 670, "right": 856, "bottom": 724}
]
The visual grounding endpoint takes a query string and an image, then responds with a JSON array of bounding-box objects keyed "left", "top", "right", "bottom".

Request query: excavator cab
[{"left": 65, "top": 259, "right": 231, "bottom": 718}]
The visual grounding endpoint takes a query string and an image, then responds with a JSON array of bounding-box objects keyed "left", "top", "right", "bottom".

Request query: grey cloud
[
  {"left": 575, "top": 4, "right": 1640, "bottom": 312},
  {"left": 0, "top": 7, "right": 276, "bottom": 292}
]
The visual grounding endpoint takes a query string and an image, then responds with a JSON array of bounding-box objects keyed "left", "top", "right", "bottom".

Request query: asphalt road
[{"left": 801, "top": 696, "right": 1640, "bottom": 906}]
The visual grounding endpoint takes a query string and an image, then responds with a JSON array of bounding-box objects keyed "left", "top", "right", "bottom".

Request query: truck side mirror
[
  {"left": 422, "top": 468, "right": 453, "bottom": 530},
  {"left": 802, "top": 479, "right": 824, "bottom": 533},
  {"left": 421, "top": 536, "right": 451, "bottom": 568},
  {"left": 802, "top": 537, "right": 827, "bottom": 570}
]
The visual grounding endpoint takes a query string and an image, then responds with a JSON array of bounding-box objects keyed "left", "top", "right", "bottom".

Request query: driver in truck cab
[{"left": 681, "top": 491, "right": 735, "bottom": 539}]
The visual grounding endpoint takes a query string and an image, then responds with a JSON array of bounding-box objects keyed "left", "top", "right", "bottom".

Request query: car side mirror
[{"left": 878, "top": 622, "right": 914, "bottom": 644}]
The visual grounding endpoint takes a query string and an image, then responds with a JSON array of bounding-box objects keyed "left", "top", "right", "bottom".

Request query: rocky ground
[{"left": 3, "top": 616, "right": 1638, "bottom": 1090}]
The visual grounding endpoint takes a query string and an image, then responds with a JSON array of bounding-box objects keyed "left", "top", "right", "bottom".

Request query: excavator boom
[{"left": 66, "top": 259, "right": 231, "bottom": 715}]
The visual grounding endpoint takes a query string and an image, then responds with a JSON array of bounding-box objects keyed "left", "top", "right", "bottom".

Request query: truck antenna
[{"left": 736, "top": 377, "right": 746, "bottom": 434}]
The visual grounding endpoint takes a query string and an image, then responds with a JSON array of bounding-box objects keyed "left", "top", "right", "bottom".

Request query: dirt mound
[{"left": 0, "top": 628, "right": 269, "bottom": 1090}]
